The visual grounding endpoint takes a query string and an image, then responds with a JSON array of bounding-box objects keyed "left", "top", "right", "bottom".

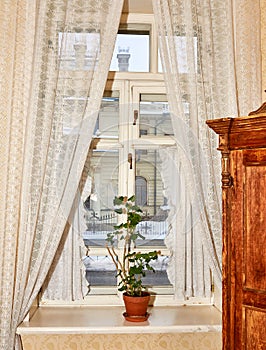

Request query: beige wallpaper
[{"left": 21, "top": 333, "right": 222, "bottom": 350}]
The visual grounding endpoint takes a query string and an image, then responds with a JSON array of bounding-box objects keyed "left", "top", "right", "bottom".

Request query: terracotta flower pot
[{"left": 123, "top": 292, "right": 150, "bottom": 320}]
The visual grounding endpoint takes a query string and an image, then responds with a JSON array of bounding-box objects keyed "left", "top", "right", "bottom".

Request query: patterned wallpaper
[{"left": 21, "top": 332, "right": 222, "bottom": 350}]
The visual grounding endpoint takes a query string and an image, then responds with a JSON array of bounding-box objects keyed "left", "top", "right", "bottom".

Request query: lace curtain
[
  {"left": 153, "top": 0, "right": 261, "bottom": 298},
  {"left": 41, "top": 155, "right": 93, "bottom": 300},
  {"left": 0, "top": 0, "right": 123, "bottom": 349},
  {"left": 159, "top": 147, "right": 213, "bottom": 299}
]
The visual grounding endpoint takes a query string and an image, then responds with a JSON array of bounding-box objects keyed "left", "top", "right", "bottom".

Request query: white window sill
[{"left": 17, "top": 305, "right": 221, "bottom": 335}]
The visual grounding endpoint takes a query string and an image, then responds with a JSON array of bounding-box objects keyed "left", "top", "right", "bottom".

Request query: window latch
[
  {"left": 128, "top": 153, "right": 133, "bottom": 169},
  {"left": 133, "top": 110, "right": 138, "bottom": 125}
]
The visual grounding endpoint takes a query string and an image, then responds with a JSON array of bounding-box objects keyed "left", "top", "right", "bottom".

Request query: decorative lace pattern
[
  {"left": 0, "top": 0, "right": 123, "bottom": 349},
  {"left": 160, "top": 147, "right": 214, "bottom": 299},
  {"left": 41, "top": 153, "right": 93, "bottom": 300},
  {"left": 153, "top": 0, "right": 262, "bottom": 298},
  {"left": 233, "top": 0, "right": 262, "bottom": 114}
]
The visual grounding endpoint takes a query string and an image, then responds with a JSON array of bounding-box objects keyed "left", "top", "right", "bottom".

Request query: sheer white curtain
[
  {"left": 159, "top": 147, "right": 213, "bottom": 299},
  {"left": 41, "top": 155, "right": 93, "bottom": 300},
  {"left": 0, "top": 0, "right": 123, "bottom": 349},
  {"left": 153, "top": 0, "right": 261, "bottom": 298},
  {"left": 40, "top": 192, "right": 88, "bottom": 301}
]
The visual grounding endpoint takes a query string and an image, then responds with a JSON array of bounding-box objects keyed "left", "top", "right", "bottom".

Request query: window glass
[
  {"left": 110, "top": 31, "right": 149, "bottom": 72},
  {"left": 139, "top": 94, "right": 174, "bottom": 136},
  {"left": 82, "top": 147, "right": 172, "bottom": 291},
  {"left": 83, "top": 255, "right": 117, "bottom": 288},
  {"left": 83, "top": 150, "right": 119, "bottom": 248},
  {"left": 135, "top": 149, "right": 171, "bottom": 293},
  {"left": 135, "top": 149, "right": 172, "bottom": 287},
  {"left": 135, "top": 149, "right": 169, "bottom": 248},
  {"left": 135, "top": 176, "right": 147, "bottom": 206},
  {"left": 93, "top": 91, "right": 119, "bottom": 138},
  {"left": 141, "top": 255, "right": 171, "bottom": 286}
]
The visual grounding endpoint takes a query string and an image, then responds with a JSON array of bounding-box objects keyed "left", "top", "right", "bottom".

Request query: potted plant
[{"left": 106, "top": 195, "right": 160, "bottom": 321}]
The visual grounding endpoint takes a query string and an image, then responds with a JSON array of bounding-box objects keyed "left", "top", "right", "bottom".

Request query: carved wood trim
[
  {"left": 248, "top": 101, "right": 266, "bottom": 115},
  {"left": 206, "top": 118, "right": 233, "bottom": 188},
  {"left": 221, "top": 149, "right": 233, "bottom": 188}
]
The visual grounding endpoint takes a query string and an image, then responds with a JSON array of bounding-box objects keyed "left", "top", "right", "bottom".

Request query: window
[
  {"left": 93, "top": 91, "right": 119, "bottom": 138},
  {"left": 135, "top": 176, "right": 147, "bottom": 206},
  {"left": 139, "top": 93, "right": 173, "bottom": 136},
  {"left": 78, "top": 13, "right": 178, "bottom": 300},
  {"left": 109, "top": 24, "right": 150, "bottom": 72},
  {"left": 83, "top": 82, "right": 176, "bottom": 297},
  {"left": 38, "top": 11, "right": 214, "bottom": 308}
]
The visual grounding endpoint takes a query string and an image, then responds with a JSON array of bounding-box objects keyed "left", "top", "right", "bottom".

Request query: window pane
[
  {"left": 135, "top": 149, "right": 169, "bottom": 248},
  {"left": 83, "top": 150, "right": 119, "bottom": 247},
  {"left": 110, "top": 32, "right": 149, "bottom": 72},
  {"left": 83, "top": 255, "right": 117, "bottom": 287},
  {"left": 139, "top": 94, "right": 174, "bottom": 136},
  {"left": 141, "top": 255, "right": 171, "bottom": 286},
  {"left": 82, "top": 149, "right": 172, "bottom": 290},
  {"left": 93, "top": 92, "right": 119, "bottom": 138},
  {"left": 135, "top": 150, "right": 172, "bottom": 288},
  {"left": 135, "top": 176, "right": 147, "bottom": 206}
]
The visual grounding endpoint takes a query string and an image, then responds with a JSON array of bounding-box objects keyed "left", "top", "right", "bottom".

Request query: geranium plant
[{"left": 106, "top": 195, "right": 160, "bottom": 296}]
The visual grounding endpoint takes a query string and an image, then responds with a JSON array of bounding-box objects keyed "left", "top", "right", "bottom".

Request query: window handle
[
  {"left": 128, "top": 153, "right": 133, "bottom": 169},
  {"left": 133, "top": 110, "right": 138, "bottom": 125}
]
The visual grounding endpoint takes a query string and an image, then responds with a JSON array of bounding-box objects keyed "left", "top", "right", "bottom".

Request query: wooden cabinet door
[{"left": 230, "top": 148, "right": 266, "bottom": 349}]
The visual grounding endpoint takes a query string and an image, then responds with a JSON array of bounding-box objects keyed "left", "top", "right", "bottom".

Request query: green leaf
[
  {"left": 114, "top": 223, "right": 124, "bottom": 229},
  {"left": 131, "top": 233, "right": 138, "bottom": 241},
  {"left": 131, "top": 205, "right": 142, "bottom": 212},
  {"left": 130, "top": 266, "right": 143, "bottom": 275},
  {"left": 114, "top": 196, "right": 124, "bottom": 205},
  {"left": 137, "top": 232, "right": 145, "bottom": 240},
  {"left": 118, "top": 285, "right": 127, "bottom": 292},
  {"left": 127, "top": 195, "right": 135, "bottom": 202}
]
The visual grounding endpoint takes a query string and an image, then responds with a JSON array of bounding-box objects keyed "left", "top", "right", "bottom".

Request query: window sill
[{"left": 17, "top": 305, "right": 221, "bottom": 335}]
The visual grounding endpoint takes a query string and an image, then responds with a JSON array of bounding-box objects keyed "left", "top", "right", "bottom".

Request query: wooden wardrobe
[{"left": 207, "top": 105, "right": 266, "bottom": 350}]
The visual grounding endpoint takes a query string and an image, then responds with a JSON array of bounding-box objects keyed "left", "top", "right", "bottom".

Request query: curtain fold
[
  {"left": 232, "top": 0, "right": 262, "bottom": 114},
  {"left": 153, "top": 0, "right": 261, "bottom": 298},
  {"left": 41, "top": 155, "right": 93, "bottom": 301},
  {"left": 0, "top": 0, "right": 123, "bottom": 349},
  {"left": 41, "top": 194, "right": 88, "bottom": 301}
]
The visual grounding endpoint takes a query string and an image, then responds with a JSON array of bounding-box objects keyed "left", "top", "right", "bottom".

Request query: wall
[{"left": 21, "top": 333, "right": 222, "bottom": 350}]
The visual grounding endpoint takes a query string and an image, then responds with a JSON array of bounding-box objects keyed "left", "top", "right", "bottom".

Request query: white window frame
[{"left": 82, "top": 77, "right": 178, "bottom": 304}]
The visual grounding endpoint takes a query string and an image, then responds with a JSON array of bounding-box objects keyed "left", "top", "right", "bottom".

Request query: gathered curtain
[
  {"left": 41, "top": 155, "right": 94, "bottom": 300},
  {"left": 0, "top": 0, "right": 123, "bottom": 349},
  {"left": 153, "top": 0, "right": 261, "bottom": 298}
]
